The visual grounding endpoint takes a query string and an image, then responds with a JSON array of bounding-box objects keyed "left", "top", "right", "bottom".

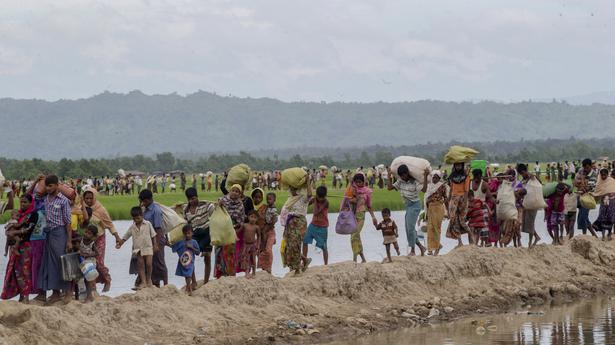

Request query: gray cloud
[{"left": 0, "top": 0, "right": 613, "bottom": 102}]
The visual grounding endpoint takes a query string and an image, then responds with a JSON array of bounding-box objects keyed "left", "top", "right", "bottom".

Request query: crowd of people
[
  {"left": 0, "top": 166, "right": 395, "bottom": 200},
  {"left": 1, "top": 158, "right": 615, "bottom": 304}
]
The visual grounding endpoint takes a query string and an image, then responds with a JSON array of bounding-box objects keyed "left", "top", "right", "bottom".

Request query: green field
[
  {"left": 1, "top": 182, "right": 408, "bottom": 222},
  {"left": 0, "top": 162, "right": 580, "bottom": 223}
]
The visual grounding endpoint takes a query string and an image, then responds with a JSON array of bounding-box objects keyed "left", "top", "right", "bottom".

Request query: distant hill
[
  {"left": 2, "top": 90, "right": 615, "bottom": 159},
  {"left": 563, "top": 91, "right": 615, "bottom": 105}
]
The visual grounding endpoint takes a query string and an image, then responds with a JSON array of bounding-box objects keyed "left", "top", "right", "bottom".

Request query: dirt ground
[{"left": 1, "top": 235, "right": 615, "bottom": 345}]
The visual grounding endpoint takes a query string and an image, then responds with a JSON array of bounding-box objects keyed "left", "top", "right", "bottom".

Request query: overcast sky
[{"left": 1, "top": 0, "right": 614, "bottom": 102}]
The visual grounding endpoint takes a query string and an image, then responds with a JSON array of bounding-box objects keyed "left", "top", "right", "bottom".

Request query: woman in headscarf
[
  {"left": 181, "top": 187, "right": 215, "bottom": 286},
  {"left": 446, "top": 163, "right": 472, "bottom": 247},
  {"left": 1, "top": 194, "right": 37, "bottom": 303},
  {"left": 82, "top": 187, "right": 121, "bottom": 292},
  {"left": 592, "top": 168, "right": 615, "bottom": 240},
  {"left": 345, "top": 173, "right": 378, "bottom": 263},
  {"left": 424, "top": 171, "right": 448, "bottom": 255},
  {"left": 281, "top": 177, "right": 312, "bottom": 274},
  {"left": 215, "top": 184, "right": 245, "bottom": 278}
]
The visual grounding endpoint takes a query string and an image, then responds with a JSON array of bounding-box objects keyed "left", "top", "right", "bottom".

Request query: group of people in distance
[{"left": 1, "top": 157, "right": 614, "bottom": 303}]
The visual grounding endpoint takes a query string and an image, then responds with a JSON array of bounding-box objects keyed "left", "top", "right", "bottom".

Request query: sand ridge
[{"left": 1, "top": 235, "right": 615, "bottom": 345}]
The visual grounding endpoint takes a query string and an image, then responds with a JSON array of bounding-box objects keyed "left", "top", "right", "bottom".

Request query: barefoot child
[
  {"left": 564, "top": 188, "right": 577, "bottom": 240},
  {"left": 171, "top": 225, "right": 200, "bottom": 294},
  {"left": 467, "top": 190, "right": 490, "bottom": 247},
  {"left": 303, "top": 186, "right": 329, "bottom": 265},
  {"left": 257, "top": 192, "right": 278, "bottom": 274},
  {"left": 376, "top": 208, "right": 400, "bottom": 262},
  {"left": 79, "top": 225, "right": 99, "bottom": 302},
  {"left": 116, "top": 207, "right": 158, "bottom": 289},
  {"left": 240, "top": 210, "right": 260, "bottom": 278},
  {"left": 545, "top": 183, "right": 566, "bottom": 245}
]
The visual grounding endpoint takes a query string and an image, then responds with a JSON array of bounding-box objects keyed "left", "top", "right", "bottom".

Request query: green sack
[
  {"left": 579, "top": 193, "right": 597, "bottom": 210},
  {"left": 470, "top": 160, "right": 487, "bottom": 176},
  {"left": 209, "top": 205, "right": 237, "bottom": 246},
  {"left": 281, "top": 168, "right": 308, "bottom": 190},
  {"left": 444, "top": 146, "right": 479, "bottom": 164},
  {"left": 542, "top": 182, "right": 573, "bottom": 198},
  {"left": 227, "top": 164, "right": 252, "bottom": 192}
]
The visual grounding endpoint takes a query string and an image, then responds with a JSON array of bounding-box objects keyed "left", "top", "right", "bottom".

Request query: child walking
[
  {"left": 545, "top": 183, "right": 566, "bottom": 245},
  {"left": 564, "top": 188, "right": 578, "bottom": 240},
  {"left": 467, "top": 190, "right": 490, "bottom": 247},
  {"left": 240, "top": 211, "right": 260, "bottom": 278},
  {"left": 303, "top": 186, "right": 329, "bottom": 265},
  {"left": 116, "top": 207, "right": 158, "bottom": 290},
  {"left": 171, "top": 225, "right": 200, "bottom": 295},
  {"left": 79, "top": 225, "right": 99, "bottom": 302},
  {"left": 376, "top": 208, "right": 400, "bottom": 263},
  {"left": 258, "top": 193, "right": 278, "bottom": 274}
]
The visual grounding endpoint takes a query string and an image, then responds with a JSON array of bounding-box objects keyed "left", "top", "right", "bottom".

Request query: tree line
[{"left": 1, "top": 138, "right": 614, "bottom": 179}]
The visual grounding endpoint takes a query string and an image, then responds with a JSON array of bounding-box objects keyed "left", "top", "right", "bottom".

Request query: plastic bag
[
  {"left": 444, "top": 146, "right": 479, "bottom": 164},
  {"left": 227, "top": 164, "right": 252, "bottom": 192},
  {"left": 80, "top": 261, "right": 99, "bottom": 282},
  {"left": 209, "top": 205, "right": 237, "bottom": 246},
  {"left": 155, "top": 202, "right": 186, "bottom": 234},
  {"left": 496, "top": 181, "right": 518, "bottom": 221},
  {"left": 280, "top": 238, "right": 287, "bottom": 267},
  {"left": 390, "top": 156, "right": 431, "bottom": 181},
  {"left": 166, "top": 223, "right": 188, "bottom": 245},
  {"left": 580, "top": 193, "right": 597, "bottom": 210},
  {"left": 281, "top": 168, "right": 308, "bottom": 190},
  {"left": 335, "top": 200, "right": 358, "bottom": 235},
  {"left": 523, "top": 178, "right": 547, "bottom": 210}
]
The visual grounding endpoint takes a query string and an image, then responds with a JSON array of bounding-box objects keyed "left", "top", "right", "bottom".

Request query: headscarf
[
  {"left": 231, "top": 184, "right": 243, "bottom": 193},
  {"left": 221, "top": 193, "right": 245, "bottom": 225},
  {"left": 424, "top": 170, "right": 446, "bottom": 207},
  {"left": 251, "top": 188, "right": 265, "bottom": 210},
  {"left": 449, "top": 163, "right": 467, "bottom": 184},
  {"left": 345, "top": 172, "right": 373, "bottom": 209},
  {"left": 17, "top": 193, "right": 35, "bottom": 223},
  {"left": 82, "top": 186, "right": 117, "bottom": 234},
  {"left": 593, "top": 175, "right": 615, "bottom": 197}
]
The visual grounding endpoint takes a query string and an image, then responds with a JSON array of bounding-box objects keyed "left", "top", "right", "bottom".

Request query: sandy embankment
[{"left": 1, "top": 236, "right": 615, "bottom": 345}]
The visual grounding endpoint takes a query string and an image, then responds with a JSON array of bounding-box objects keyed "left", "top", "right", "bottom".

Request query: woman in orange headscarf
[{"left": 81, "top": 187, "right": 121, "bottom": 292}]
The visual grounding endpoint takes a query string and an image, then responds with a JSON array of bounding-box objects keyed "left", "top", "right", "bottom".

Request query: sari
[
  {"left": 82, "top": 188, "right": 117, "bottom": 285},
  {"left": 1, "top": 201, "right": 36, "bottom": 299},
  {"left": 214, "top": 195, "right": 244, "bottom": 278},
  {"left": 446, "top": 173, "right": 471, "bottom": 240},
  {"left": 345, "top": 174, "right": 373, "bottom": 256},
  {"left": 425, "top": 183, "right": 447, "bottom": 251},
  {"left": 1, "top": 242, "right": 32, "bottom": 299},
  {"left": 281, "top": 193, "right": 309, "bottom": 271}
]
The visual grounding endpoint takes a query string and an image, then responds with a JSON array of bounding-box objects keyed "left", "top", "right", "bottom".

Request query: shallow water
[
  {"left": 0, "top": 209, "right": 598, "bottom": 297},
  {"left": 326, "top": 296, "right": 615, "bottom": 345}
]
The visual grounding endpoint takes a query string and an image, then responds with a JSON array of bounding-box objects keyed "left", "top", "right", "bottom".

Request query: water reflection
[{"left": 327, "top": 297, "right": 615, "bottom": 345}]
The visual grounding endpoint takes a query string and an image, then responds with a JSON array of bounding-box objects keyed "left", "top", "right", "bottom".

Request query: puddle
[{"left": 326, "top": 297, "right": 615, "bottom": 345}]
